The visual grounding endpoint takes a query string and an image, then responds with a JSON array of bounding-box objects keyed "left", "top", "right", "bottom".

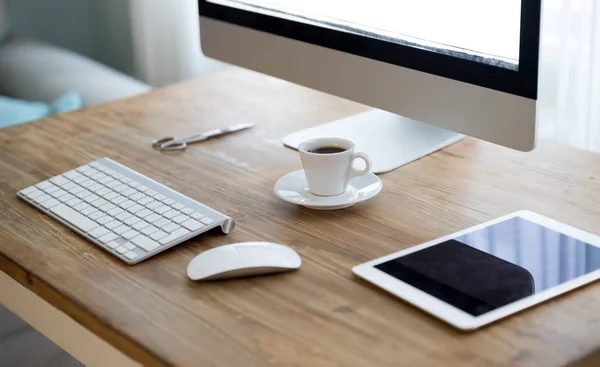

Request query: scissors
[{"left": 152, "top": 123, "right": 255, "bottom": 151}]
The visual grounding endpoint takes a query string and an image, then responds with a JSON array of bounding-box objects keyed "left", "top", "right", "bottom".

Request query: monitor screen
[{"left": 208, "top": 0, "right": 520, "bottom": 70}]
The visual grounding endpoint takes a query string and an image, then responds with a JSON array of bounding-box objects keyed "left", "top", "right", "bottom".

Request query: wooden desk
[{"left": 2, "top": 69, "right": 600, "bottom": 367}]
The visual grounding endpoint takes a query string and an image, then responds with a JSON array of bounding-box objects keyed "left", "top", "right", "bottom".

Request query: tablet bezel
[{"left": 352, "top": 210, "right": 600, "bottom": 330}]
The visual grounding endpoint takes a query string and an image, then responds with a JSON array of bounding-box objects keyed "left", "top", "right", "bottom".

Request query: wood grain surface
[{"left": 2, "top": 68, "right": 600, "bottom": 367}]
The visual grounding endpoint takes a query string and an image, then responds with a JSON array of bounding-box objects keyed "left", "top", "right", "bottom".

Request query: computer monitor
[{"left": 198, "top": 1, "right": 542, "bottom": 173}]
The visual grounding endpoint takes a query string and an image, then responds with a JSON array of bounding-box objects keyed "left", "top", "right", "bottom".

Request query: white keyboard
[{"left": 17, "top": 158, "right": 235, "bottom": 264}]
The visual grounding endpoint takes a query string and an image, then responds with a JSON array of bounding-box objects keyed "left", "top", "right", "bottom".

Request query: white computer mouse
[{"left": 187, "top": 242, "right": 302, "bottom": 281}]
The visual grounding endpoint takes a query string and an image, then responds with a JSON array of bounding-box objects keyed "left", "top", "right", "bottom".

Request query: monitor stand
[{"left": 283, "top": 109, "right": 464, "bottom": 174}]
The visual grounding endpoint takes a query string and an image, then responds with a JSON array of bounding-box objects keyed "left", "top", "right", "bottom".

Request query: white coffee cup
[{"left": 299, "top": 137, "right": 371, "bottom": 196}]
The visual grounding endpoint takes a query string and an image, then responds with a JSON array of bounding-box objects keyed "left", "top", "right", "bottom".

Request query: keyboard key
[
  {"left": 99, "top": 203, "right": 116, "bottom": 212},
  {"left": 111, "top": 196, "right": 127, "bottom": 205},
  {"left": 36, "top": 181, "right": 52, "bottom": 190},
  {"left": 96, "top": 165, "right": 109, "bottom": 172},
  {"left": 81, "top": 207, "right": 98, "bottom": 216},
  {"left": 144, "top": 213, "right": 161, "bottom": 223},
  {"left": 181, "top": 207, "right": 194, "bottom": 215},
  {"left": 128, "top": 181, "right": 141, "bottom": 188},
  {"left": 137, "top": 196, "right": 153, "bottom": 206},
  {"left": 43, "top": 184, "right": 60, "bottom": 194},
  {"left": 26, "top": 189, "right": 45, "bottom": 199},
  {"left": 102, "top": 177, "right": 117, "bottom": 185},
  {"left": 51, "top": 189, "right": 68, "bottom": 198},
  {"left": 120, "top": 177, "right": 132, "bottom": 184},
  {"left": 50, "top": 204, "right": 98, "bottom": 232},
  {"left": 115, "top": 212, "right": 132, "bottom": 221},
  {"left": 122, "top": 229, "right": 139, "bottom": 240},
  {"left": 41, "top": 198, "right": 61, "bottom": 209},
  {"left": 149, "top": 230, "right": 168, "bottom": 241},
  {"left": 58, "top": 193, "right": 75, "bottom": 203},
  {"left": 125, "top": 250, "right": 138, "bottom": 259},
  {"left": 122, "top": 188, "right": 137, "bottom": 197},
  {"left": 76, "top": 165, "right": 92, "bottom": 173},
  {"left": 132, "top": 221, "right": 150, "bottom": 231},
  {"left": 200, "top": 217, "right": 214, "bottom": 225},
  {"left": 145, "top": 190, "right": 158, "bottom": 197},
  {"left": 73, "top": 176, "right": 88, "bottom": 184},
  {"left": 91, "top": 198, "right": 108, "bottom": 208},
  {"left": 99, "top": 232, "right": 119, "bottom": 244},
  {"left": 116, "top": 246, "right": 128, "bottom": 254},
  {"left": 68, "top": 186, "right": 84, "bottom": 195},
  {"left": 123, "top": 216, "right": 141, "bottom": 226},
  {"left": 96, "top": 187, "right": 111, "bottom": 196},
  {"left": 91, "top": 172, "right": 106, "bottom": 180},
  {"left": 171, "top": 203, "right": 185, "bottom": 211},
  {"left": 131, "top": 235, "right": 160, "bottom": 251},
  {"left": 20, "top": 186, "right": 39, "bottom": 195},
  {"left": 66, "top": 198, "right": 82, "bottom": 207},
  {"left": 50, "top": 175, "right": 69, "bottom": 186},
  {"left": 75, "top": 190, "right": 93, "bottom": 199},
  {"left": 105, "top": 180, "right": 120, "bottom": 189},
  {"left": 89, "top": 161, "right": 102, "bottom": 168},
  {"left": 112, "top": 172, "right": 124, "bottom": 179},
  {"left": 97, "top": 215, "right": 112, "bottom": 225},
  {"left": 113, "top": 184, "right": 129, "bottom": 192},
  {"left": 129, "top": 192, "right": 144, "bottom": 201},
  {"left": 105, "top": 220, "right": 121, "bottom": 230},
  {"left": 162, "top": 222, "right": 181, "bottom": 233},
  {"left": 89, "top": 183, "right": 104, "bottom": 192},
  {"left": 83, "top": 194, "right": 101, "bottom": 204},
  {"left": 136, "top": 209, "right": 153, "bottom": 218},
  {"left": 127, "top": 204, "right": 144, "bottom": 214},
  {"left": 79, "top": 180, "right": 95, "bottom": 188},
  {"left": 181, "top": 219, "right": 204, "bottom": 232},
  {"left": 154, "top": 218, "right": 170, "bottom": 227},
  {"left": 89, "top": 211, "right": 106, "bottom": 221},
  {"left": 83, "top": 168, "right": 99, "bottom": 176},
  {"left": 159, "top": 228, "right": 189, "bottom": 245},
  {"left": 172, "top": 214, "right": 189, "bottom": 224},
  {"left": 63, "top": 170, "right": 81, "bottom": 180},
  {"left": 98, "top": 176, "right": 113, "bottom": 185},
  {"left": 103, "top": 191, "right": 118, "bottom": 200},
  {"left": 163, "top": 210, "right": 179, "bottom": 219},
  {"left": 145, "top": 201, "right": 161, "bottom": 210},
  {"left": 163, "top": 198, "right": 176, "bottom": 206},
  {"left": 137, "top": 185, "right": 150, "bottom": 192},
  {"left": 73, "top": 202, "right": 90, "bottom": 212},
  {"left": 141, "top": 226, "right": 159, "bottom": 236},
  {"left": 107, "top": 207, "right": 124, "bottom": 216},
  {"left": 106, "top": 241, "right": 120, "bottom": 249},
  {"left": 33, "top": 194, "right": 52, "bottom": 204},
  {"left": 154, "top": 194, "right": 167, "bottom": 201},
  {"left": 61, "top": 182, "right": 77, "bottom": 191},
  {"left": 104, "top": 168, "right": 116, "bottom": 176},
  {"left": 88, "top": 227, "right": 109, "bottom": 238},
  {"left": 114, "top": 225, "right": 130, "bottom": 235},
  {"left": 123, "top": 242, "right": 136, "bottom": 251},
  {"left": 154, "top": 205, "right": 170, "bottom": 214},
  {"left": 119, "top": 200, "right": 135, "bottom": 209}
]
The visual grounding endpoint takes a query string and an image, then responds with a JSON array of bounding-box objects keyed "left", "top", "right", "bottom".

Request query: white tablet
[{"left": 353, "top": 210, "right": 600, "bottom": 330}]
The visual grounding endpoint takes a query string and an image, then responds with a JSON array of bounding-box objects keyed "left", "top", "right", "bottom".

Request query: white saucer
[{"left": 274, "top": 170, "right": 382, "bottom": 210}]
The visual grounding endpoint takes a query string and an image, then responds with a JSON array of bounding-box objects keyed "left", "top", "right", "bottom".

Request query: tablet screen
[{"left": 375, "top": 217, "right": 600, "bottom": 316}]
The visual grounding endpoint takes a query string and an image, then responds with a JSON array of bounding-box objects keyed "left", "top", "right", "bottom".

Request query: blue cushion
[{"left": 0, "top": 92, "right": 82, "bottom": 128}]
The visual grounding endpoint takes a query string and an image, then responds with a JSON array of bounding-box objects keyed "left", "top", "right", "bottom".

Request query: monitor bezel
[{"left": 198, "top": 0, "right": 541, "bottom": 99}]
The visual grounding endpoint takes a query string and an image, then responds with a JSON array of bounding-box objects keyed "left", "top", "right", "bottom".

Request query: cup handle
[{"left": 349, "top": 152, "right": 371, "bottom": 178}]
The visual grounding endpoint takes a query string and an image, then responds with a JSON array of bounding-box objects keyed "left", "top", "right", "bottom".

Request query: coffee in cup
[{"left": 299, "top": 137, "right": 371, "bottom": 196}]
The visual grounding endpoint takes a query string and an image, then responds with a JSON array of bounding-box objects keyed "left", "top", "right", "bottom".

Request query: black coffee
[{"left": 310, "top": 146, "right": 346, "bottom": 154}]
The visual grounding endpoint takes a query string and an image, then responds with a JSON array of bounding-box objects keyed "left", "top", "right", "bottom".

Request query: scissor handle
[
  {"left": 152, "top": 137, "right": 174, "bottom": 147},
  {"left": 160, "top": 141, "right": 187, "bottom": 151}
]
